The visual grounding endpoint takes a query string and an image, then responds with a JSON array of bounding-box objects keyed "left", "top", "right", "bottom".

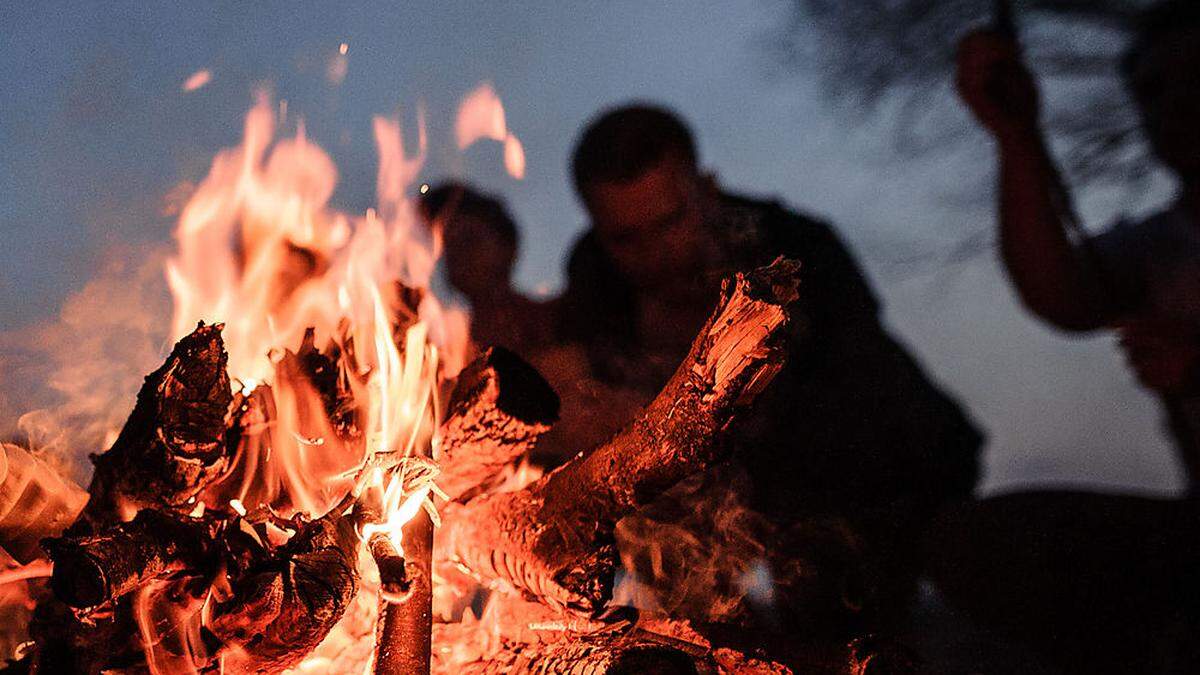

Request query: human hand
[
  {"left": 1116, "top": 316, "right": 1200, "bottom": 394},
  {"left": 956, "top": 29, "right": 1041, "bottom": 141}
]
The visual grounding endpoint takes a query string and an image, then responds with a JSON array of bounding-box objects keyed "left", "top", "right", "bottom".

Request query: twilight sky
[{"left": 0, "top": 1, "right": 1184, "bottom": 494}]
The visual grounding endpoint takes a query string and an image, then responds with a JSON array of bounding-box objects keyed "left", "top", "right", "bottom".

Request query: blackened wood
[
  {"left": 275, "top": 327, "right": 361, "bottom": 442},
  {"left": 85, "top": 322, "right": 232, "bottom": 524},
  {"left": 43, "top": 509, "right": 217, "bottom": 611},
  {"left": 437, "top": 346, "right": 559, "bottom": 503},
  {"left": 208, "top": 509, "right": 359, "bottom": 674},
  {"left": 439, "top": 258, "right": 801, "bottom": 613},
  {"left": 458, "top": 632, "right": 706, "bottom": 675},
  {"left": 374, "top": 509, "right": 433, "bottom": 675}
]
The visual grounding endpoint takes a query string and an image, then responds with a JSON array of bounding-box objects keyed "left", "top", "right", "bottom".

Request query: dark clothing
[
  {"left": 1093, "top": 202, "right": 1200, "bottom": 487},
  {"left": 561, "top": 192, "right": 981, "bottom": 524},
  {"left": 930, "top": 491, "right": 1200, "bottom": 674},
  {"left": 561, "top": 193, "right": 982, "bottom": 629}
]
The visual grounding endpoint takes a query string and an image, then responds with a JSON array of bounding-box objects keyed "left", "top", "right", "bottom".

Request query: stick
[{"left": 374, "top": 509, "right": 433, "bottom": 675}]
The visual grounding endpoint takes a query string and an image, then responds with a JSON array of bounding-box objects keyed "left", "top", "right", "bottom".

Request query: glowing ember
[{"left": 181, "top": 69, "right": 212, "bottom": 92}]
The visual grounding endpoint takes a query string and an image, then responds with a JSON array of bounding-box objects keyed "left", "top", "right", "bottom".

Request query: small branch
[{"left": 374, "top": 509, "right": 433, "bottom": 675}]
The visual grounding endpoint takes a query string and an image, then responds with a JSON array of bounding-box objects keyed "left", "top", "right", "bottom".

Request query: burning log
[
  {"left": 43, "top": 509, "right": 217, "bottom": 611},
  {"left": 208, "top": 508, "right": 360, "bottom": 673},
  {"left": 457, "top": 634, "right": 707, "bottom": 675},
  {"left": 374, "top": 510, "right": 434, "bottom": 675},
  {"left": 436, "top": 346, "right": 559, "bottom": 503},
  {"left": 84, "top": 322, "right": 232, "bottom": 523},
  {"left": 439, "top": 258, "right": 801, "bottom": 613},
  {"left": 0, "top": 442, "right": 87, "bottom": 564}
]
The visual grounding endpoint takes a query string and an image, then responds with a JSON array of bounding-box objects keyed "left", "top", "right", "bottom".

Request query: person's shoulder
[{"left": 721, "top": 191, "right": 832, "bottom": 231}]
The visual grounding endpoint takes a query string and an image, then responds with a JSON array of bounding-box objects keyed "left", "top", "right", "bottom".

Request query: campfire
[{"left": 0, "top": 91, "right": 899, "bottom": 675}]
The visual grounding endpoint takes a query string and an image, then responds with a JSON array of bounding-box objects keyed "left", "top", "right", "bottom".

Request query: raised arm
[{"left": 956, "top": 30, "right": 1115, "bottom": 332}]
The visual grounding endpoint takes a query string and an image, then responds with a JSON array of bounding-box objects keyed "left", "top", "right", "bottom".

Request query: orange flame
[
  {"left": 181, "top": 69, "right": 212, "bottom": 93},
  {"left": 455, "top": 83, "right": 525, "bottom": 180},
  {"left": 131, "top": 84, "right": 529, "bottom": 673}
]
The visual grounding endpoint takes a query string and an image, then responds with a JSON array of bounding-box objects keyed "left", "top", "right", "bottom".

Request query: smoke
[{"left": 0, "top": 244, "right": 173, "bottom": 484}]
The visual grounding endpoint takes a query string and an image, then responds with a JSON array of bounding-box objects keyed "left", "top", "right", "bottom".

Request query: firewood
[
  {"left": 439, "top": 258, "right": 801, "bottom": 613},
  {"left": 208, "top": 507, "right": 360, "bottom": 674},
  {"left": 84, "top": 322, "right": 233, "bottom": 524},
  {"left": 436, "top": 346, "right": 559, "bottom": 503},
  {"left": 43, "top": 509, "right": 218, "bottom": 611},
  {"left": 275, "top": 327, "right": 361, "bottom": 443},
  {"left": 374, "top": 510, "right": 434, "bottom": 675},
  {"left": 0, "top": 443, "right": 87, "bottom": 564},
  {"left": 455, "top": 631, "right": 710, "bottom": 675}
]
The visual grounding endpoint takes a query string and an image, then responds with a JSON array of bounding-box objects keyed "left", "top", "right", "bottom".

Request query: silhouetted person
[
  {"left": 553, "top": 104, "right": 982, "bottom": 640},
  {"left": 939, "top": 2, "right": 1200, "bottom": 672},
  {"left": 419, "top": 182, "right": 555, "bottom": 355}
]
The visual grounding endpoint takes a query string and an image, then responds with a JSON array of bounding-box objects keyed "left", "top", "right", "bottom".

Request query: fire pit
[{"left": 0, "top": 94, "right": 906, "bottom": 675}]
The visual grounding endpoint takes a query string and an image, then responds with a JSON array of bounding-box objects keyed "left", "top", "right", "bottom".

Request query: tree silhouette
[{"left": 777, "top": 0, "right": 1158, "bottom": 189}]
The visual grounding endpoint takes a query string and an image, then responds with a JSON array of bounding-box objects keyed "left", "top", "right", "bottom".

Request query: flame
[
  {"left": 454, "top": 83, "right": 525, "bottom": 180},
  {"left": 182, "top": 69, "right": 212, "bottom": 92},
  {"left": 164, "top": 93, "right": 468, "bottom": 524},
  {"left": 503, "top": 134, "right": 526, "bottom": 180},
  {"left": 64, "top": 81, "right": 545, "bottom": 673}
]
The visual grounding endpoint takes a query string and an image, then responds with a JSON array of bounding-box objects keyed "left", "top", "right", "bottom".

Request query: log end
[{"left": 45, "top": 543, "right": 106, "bottom": 609}]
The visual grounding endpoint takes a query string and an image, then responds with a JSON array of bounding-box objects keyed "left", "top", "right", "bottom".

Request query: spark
[{"left": 182, "top": 69, "right": 212, "bottom": 92}]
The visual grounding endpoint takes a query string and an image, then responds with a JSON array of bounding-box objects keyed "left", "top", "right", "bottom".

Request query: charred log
[
  {"left": 208, "top": 509, "right": 360, "bottom": 674},
  {"left": 439, "top": 259, "right": 801, "bottom": 613},
  {"left": 436, "top": 347, "right": 559, "bottom": 503},
  {"left": 84, "top": 322, "right": 232, "bottom": 524},
  {"left": 43, "top": 509, "right": 218, "bottom": 612},
  {"left": 274, "top": 327, "right": 361, "bottom": 442},
  {"left": 457, "top": 632, "right": 708, "bottom": 675},
  {"left": 374, "top": 509, "right": 434, "bottom": 675}
]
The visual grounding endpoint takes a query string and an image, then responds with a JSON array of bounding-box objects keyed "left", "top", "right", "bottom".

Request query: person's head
[
  {"left": 419, "top": 182, "right": 518, "bottom": 299},
  {"left": 1121, "top": 0, "right": 1200, "bottom": 182},
  {"left": 572, "top": 104, "right": 720, "bottom": 290}
]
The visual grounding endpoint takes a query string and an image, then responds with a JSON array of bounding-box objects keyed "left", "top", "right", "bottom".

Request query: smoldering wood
[
  {"left": 374, "top": 509, "right": 434, "bottom": 675},
  {"left": 274, "top": 327, "right": 361, "bottom": 443},
  {"left": 84, "top": 322, "right": 233, "bottom": 524},
  {"left": 439, "top": 258, "right": 802, "bottom": 613},
  {"left": 0, "top": 442, "right": 87, "bottom": 564},
  {"left": 208, "top": 508, "right": 360, "bottom": 674},
  {"left": 456, "top": 632, "right": 711, "bottom": 675},
  {"left": 436, "top": 346, "right": 559, "bottom": 503},
  {"left": 43, "top": 509, "right": 217, "bottom": 611}
]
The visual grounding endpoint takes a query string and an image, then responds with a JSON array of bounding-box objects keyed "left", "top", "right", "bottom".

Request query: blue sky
[{"left": 0, "top": 1, "right": 1184, "bottom": 494}]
